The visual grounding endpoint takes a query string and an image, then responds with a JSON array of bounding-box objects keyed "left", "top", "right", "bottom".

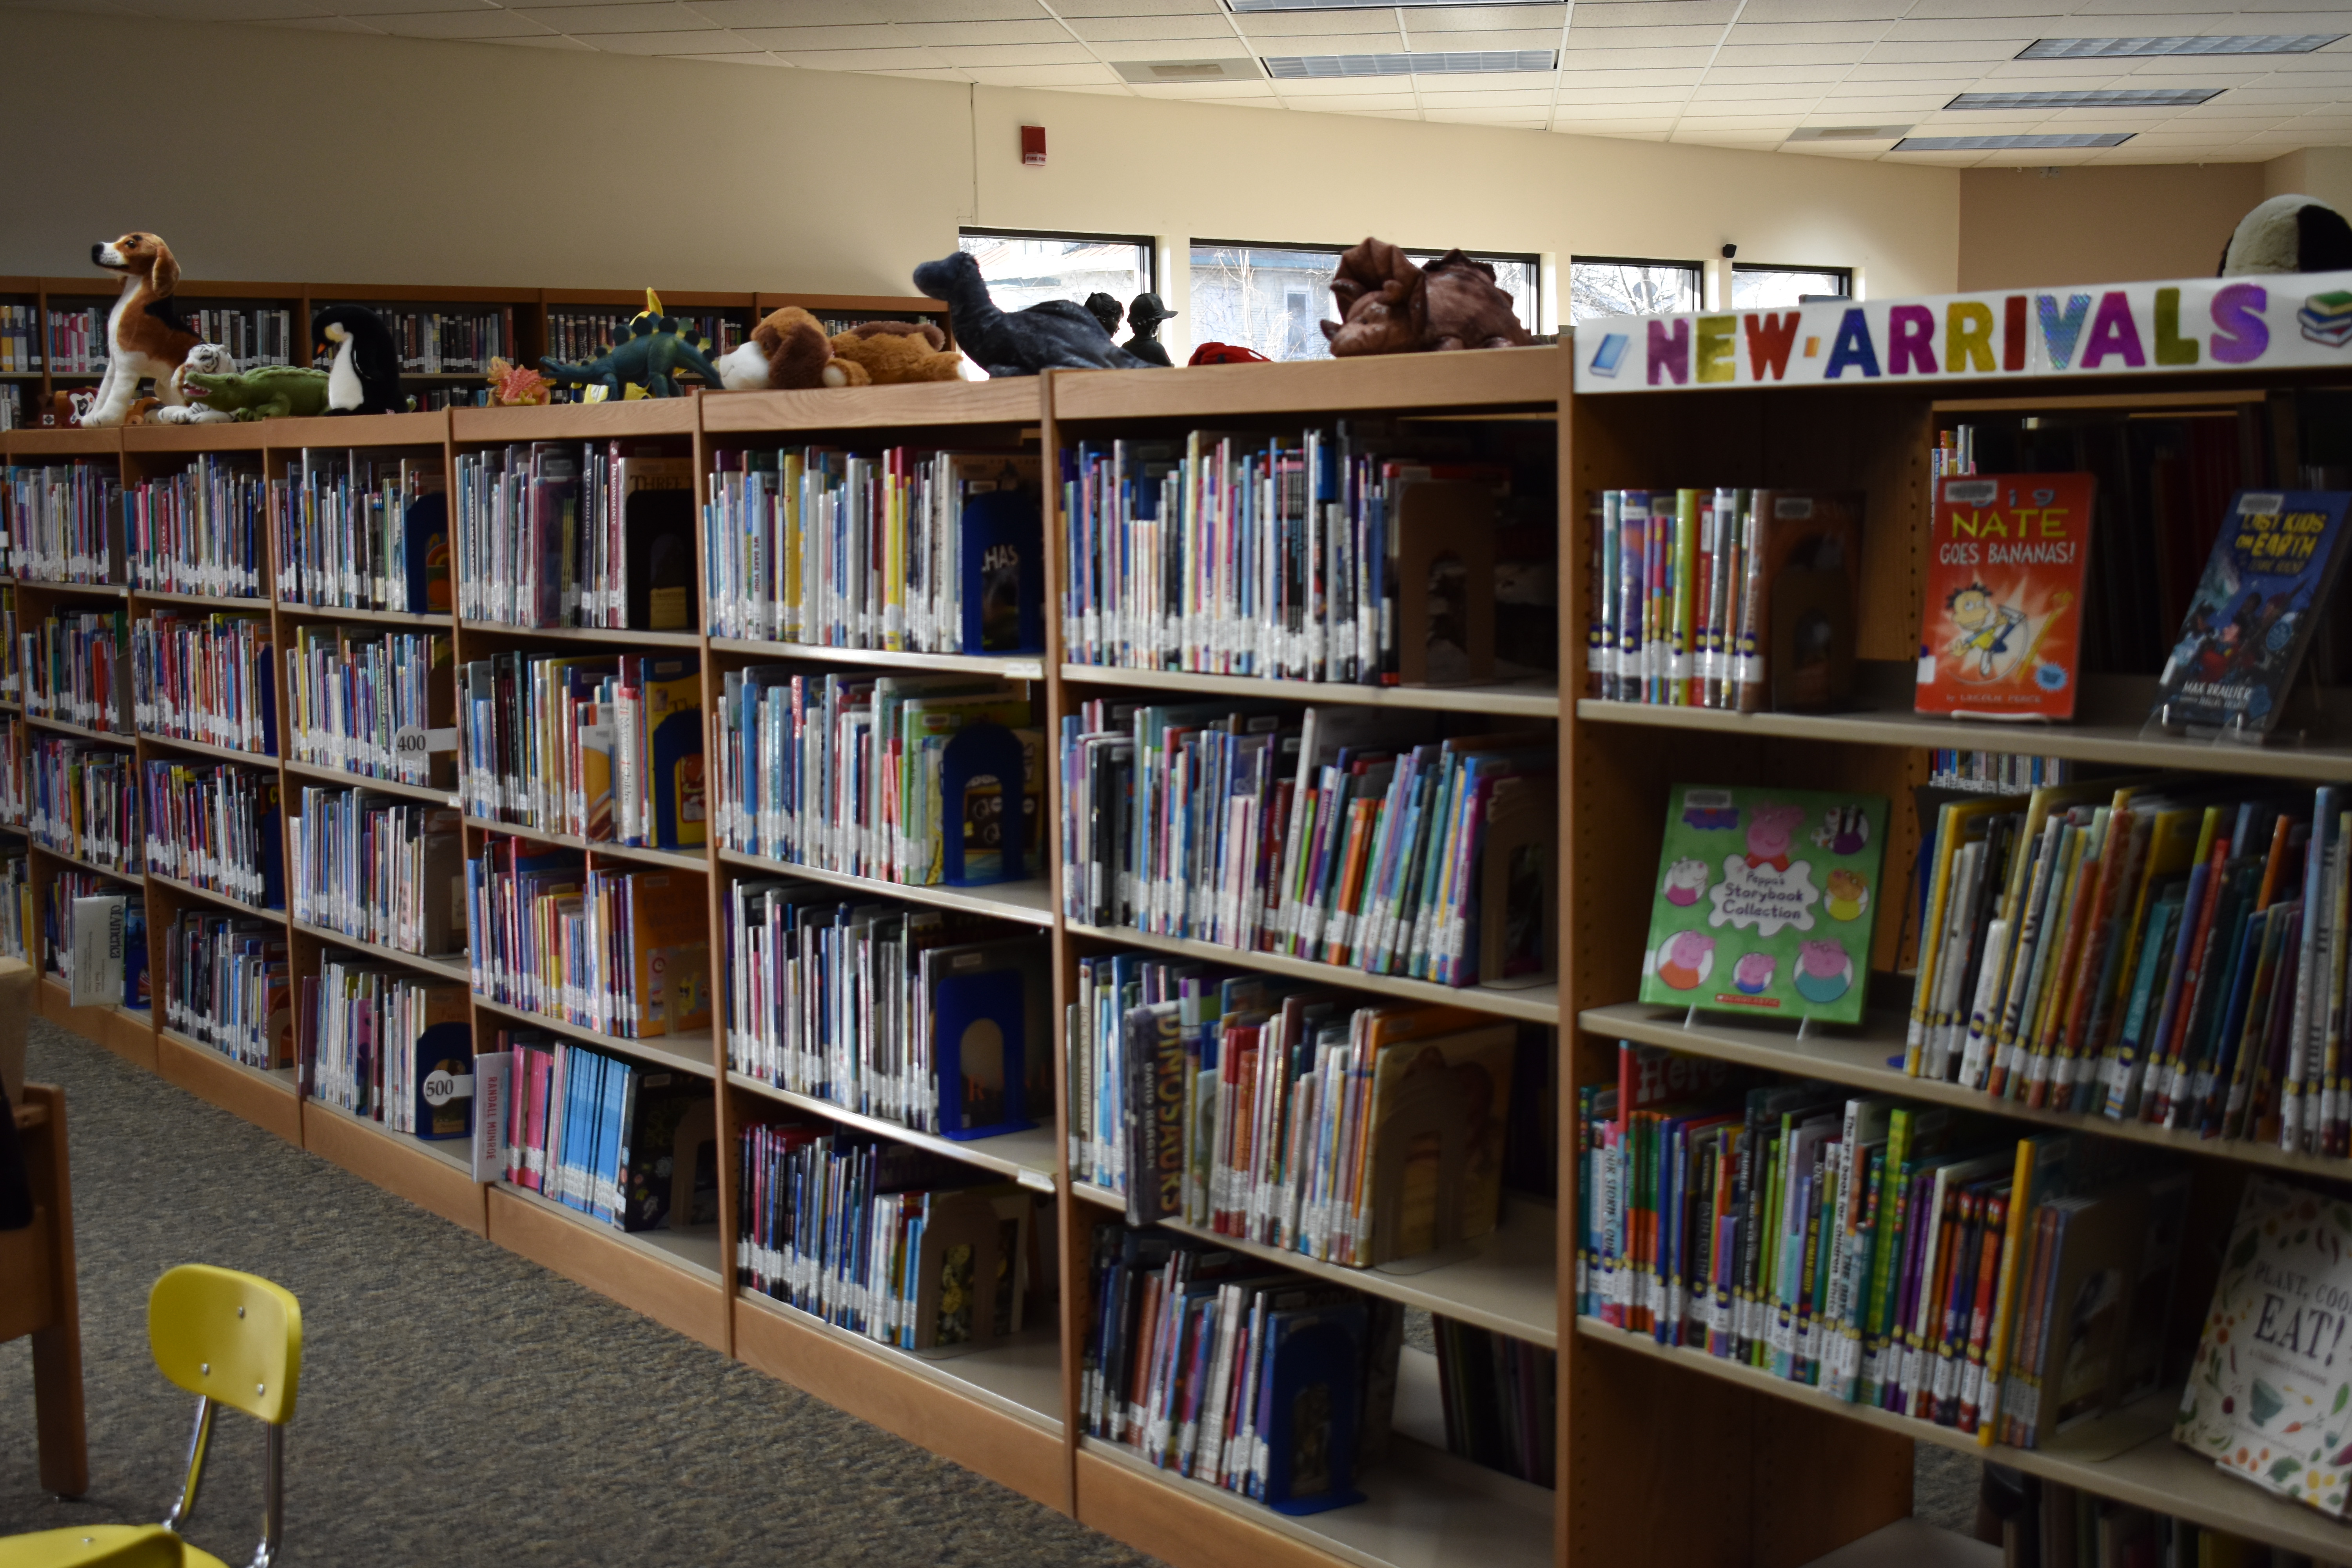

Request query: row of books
[
  {"left": 305, "top": 954, "right": 467, "bottom": 1129},
  {"left": 28, "top": 737, "right": 136, "bottom": 873},
  {"left": 712, "top": 668, "right": 1042, "bottom": 889},
  {"left": 1060, "top": 700, "right": 1555, "bottom": 990},
  {"left": 0, "top": 385, "right": 23, "bottom": 432},
  {"left": 1060, "top": 431, "right": 1510, "bottom": 686},
  {"left": 454, "top": 442, "right": 693, "bottom": 632},
  {"left": 497, "top": 1033, "right": 717, "bottom": 1232},
  {"left": 1986, "top": 1468, "right": 2332, "bottom": 1568},
  {"left": 49, "top": 875, "right": 146, "bottom": 1007},
  {"left": 1432, "top": 1318, "right": 1554, "bottom": 1488},
  {"left": 458, "top": 651, "right": 702, "bottom": 850},
  {"left": 1070, "top": 949, "right": 1517, "bottom": 1267},
  {"left": 1933, "top": 423, "right": 1980, "bottom": 480},
  {"left": 1584, "top": 488, "right": 1861, "bottom": 712},
  {"left": 141, "top": 760, "right": 283, "bottom": 910},
  {"left": 1081, "top": 1221, "right": 1402, "bottom": 1512},
  {"left": 0, "top": 718, "right": 23, "bottom": 827},
  {"left": 289, "top": 789, "right": 463, "bottom": 959},
  {"left": 0, "top": 304, "right": 38, "bottom": 375},
  {"left": 1930, "top": 750, "right": 2076, "bottom": 795},
  {"left": 1579, "top": 1048, "right": 2183, "bottom": 1452},
  {"left": 722, "top": 878, "right": 1048, "bottom": 1137},
  {"left": 462, "top": 838, "right": 711, "bottom": 1041},
  {"left": 21, "top": 609, "right": 129, "bottom": 733},
  {"left": 285, "top": 625, "right": 450, "bottom": 789},
  {"left": 180, "top": 309, "right": 298, "bottom": 370},
  {"left": 1, "top": 585, "right": 15, "bottom": 701},
  {"left": 131, "top": 611, "right": 275, "bottom": 755},
  {"left": 129, "top": 453, "right": 265, "bottom": 599},
  {"left": 273, "top": 452, "right": 446, "bottom": 615},
  {"left": 163, "top": 912, "right": 289, "bottom": 1069},
  {"left": 1908, "top": 782, "right": 2352, "bottom": 1154},
  {"left": 0, "top": 844, "right": 29, "bottom": 962},
  {"left": 314, "top": 307, "right": 511, "bottom": 376},
  {"left": 736, "top": 1122, "right": 1034, "bottom": 1348},
  {"left": 702, "top": 448, "right": 1042, "bottom": 655},
  {"left": 45, "top": 308, "right": 108, "bottom": 375},
  {"left": 5, "top": 461, "right": 121, "bottom": 584}
]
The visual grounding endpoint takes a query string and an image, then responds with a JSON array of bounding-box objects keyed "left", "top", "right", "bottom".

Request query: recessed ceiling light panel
[
  {"left": 1786, "top": 125, "right": 1913, "bottom": 140},
  {"left": 1896, "top": 132, "right": 2136, "bottom": 150},
  {"left": 1111, "top": 57, "right": 1263, "bottom": 82},
  {"left": 1947, "top": 87, "right": 2221, "bottom": 109},
  {"left": 2018, "top": 34, "right": 2343, "bottom": 59},
  {"left": 1262, "top": 49, "right": 1557, "bottom": 76}
]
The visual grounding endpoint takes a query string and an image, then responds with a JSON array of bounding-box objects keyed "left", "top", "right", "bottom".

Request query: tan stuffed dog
[
  {"left": 827, "top": 320, "right": 964, "bottom": 385},
  {"left": 714, "top": 306, "right": 841, "bottom": 391}
]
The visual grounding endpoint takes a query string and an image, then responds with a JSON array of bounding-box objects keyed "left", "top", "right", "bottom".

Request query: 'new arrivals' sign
[{"left": 1573, "top": 270, "right": 2352, "bottom": 393}]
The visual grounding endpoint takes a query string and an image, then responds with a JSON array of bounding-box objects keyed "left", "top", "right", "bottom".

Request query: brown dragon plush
[{"left": 1324, "top": 238, "right": 1534, "bottom": 356}]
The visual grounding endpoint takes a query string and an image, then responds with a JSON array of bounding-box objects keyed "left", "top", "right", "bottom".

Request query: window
[
  {"left": 1567, "top": 257, "right": 1701, "bottom": 325},
  {"left": 955, "top": 229, "right": 1154, "bottom": 320},
  {"left": 1189, "top": 241, "right": 1540, "bottom": 363},
  {"left": 1730, "top": 265, "right": 1853, "bottom": 308}
]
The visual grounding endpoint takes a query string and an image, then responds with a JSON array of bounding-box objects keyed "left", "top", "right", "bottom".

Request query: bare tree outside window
[
  {"left": 1568, "top": 259, "right": 1702, "bottom": 324},
  {"left": 1191, "top": 242, "right": 1541, "bottom": 362},
  {"left": 1731, "top": 266, "right": 1853, "bottom": 308},
  {"left": 956, "top": 230, "right": 1153, "bottom": 318}
]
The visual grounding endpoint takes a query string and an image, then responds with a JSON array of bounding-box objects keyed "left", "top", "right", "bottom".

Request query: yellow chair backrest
[
  {"left": 146, "top": 1265, "right": 301, "bottom": 1426},
  {"left": 0, "top": 1525, "right": 185, "bottom": 1566}
]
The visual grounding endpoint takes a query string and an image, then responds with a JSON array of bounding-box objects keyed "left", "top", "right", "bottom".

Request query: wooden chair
[{"left": 1, "top": 1078, "right": 87, "bottom": 1500}]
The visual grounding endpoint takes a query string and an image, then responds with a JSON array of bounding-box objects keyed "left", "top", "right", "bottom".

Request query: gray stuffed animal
[{"left": 913, "top": 251, "right": 1151, "bottom": 377}]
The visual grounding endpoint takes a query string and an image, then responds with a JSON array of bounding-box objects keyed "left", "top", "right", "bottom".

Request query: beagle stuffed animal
[{"left": 82, "top": 231, "right": 202, "bottom": 427}]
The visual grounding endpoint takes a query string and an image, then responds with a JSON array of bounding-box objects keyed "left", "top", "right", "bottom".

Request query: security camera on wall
[{"left": 1721, "top": 243, "right": 1737, "bottom": 259}]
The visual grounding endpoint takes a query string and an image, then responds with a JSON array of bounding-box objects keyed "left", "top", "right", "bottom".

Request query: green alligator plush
[
  {"left": 179, "top": 366, "right": 332, "bottom": 421},
  {"left": 540, "top": 288, "right": 726, "bottom": 399}
]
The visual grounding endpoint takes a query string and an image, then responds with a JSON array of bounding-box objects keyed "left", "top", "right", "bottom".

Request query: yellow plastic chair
[{"left": 0, "top": 1266, "right": 301, "bottom": 1568}]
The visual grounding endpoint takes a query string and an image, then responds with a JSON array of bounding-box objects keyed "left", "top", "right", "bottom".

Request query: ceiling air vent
[{"left": 1111, "top": 58, "right": 1263, "bottom": 82}]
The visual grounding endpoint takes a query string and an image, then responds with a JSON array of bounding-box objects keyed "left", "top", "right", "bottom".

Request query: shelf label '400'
[{"left": 1574, "top": 268, "right": 2352, "bottom": 393}]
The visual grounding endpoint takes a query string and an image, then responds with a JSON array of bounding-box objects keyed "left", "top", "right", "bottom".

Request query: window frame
[
  {"left": 1729, "top": 262, "right": 1855, "bottom": 302},
  {"left": 956, "top": 227, "right": 1159, "bottom": 293},
  {"left": 1564, "top": 254, "right": 1706, "bottom": 323},
  {"left": 1188, "top": 238, "right": 1545, "bottom": 340}
]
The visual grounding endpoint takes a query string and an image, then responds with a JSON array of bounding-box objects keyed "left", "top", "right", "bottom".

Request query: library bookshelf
[{"left": 21, "top": 339, "right": 2347, "bottom": 1568}]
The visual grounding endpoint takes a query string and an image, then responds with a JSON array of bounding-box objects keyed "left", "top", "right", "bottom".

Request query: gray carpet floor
[
  {"left": 1, "top": 1018, "right": 1160, "bottom": 1567},
  {"left": 2, "top": 1016, "right": 1982, "bottom": 1564}
]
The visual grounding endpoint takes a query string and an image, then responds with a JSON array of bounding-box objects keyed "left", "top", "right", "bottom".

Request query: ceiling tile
[
  {"left": 1555, "top": 43, "right": 1713, "bottom": 65},
  {"left": 105, "top": 0, "right": 333, "bottom": 18},
  {"left": 520, "top": 0, "right": 712, "bottom": 27},
  {"left": 680, "top": 0, "right": 857, "bottom": 20},
  {"left": 862, "top": 0, "right": 1051, "bottom": 19},
  {"left": 589, "top": 24, "right": 755, "bottom": 45},
  {"left": 1410, "top": 3, "right": 1567, "bottom": 28},
  {"left": 1553, "top": 83, "right": 1695, "bottom": 102},
  {"left": 1569, "top": 0, "right": 1737, "bottom": 24},
  {"left": 1242, "top": 25, "right": 1399, "bottom": 47},
  {"left": 1097, "top": 33, "right": 1249, "bottom": 55},
  {"left": 1721, "top": 20, "right": 1887, "bottom": 44},
  {"left": 375, "top": 7, "right": 554, "bottom": 34},
  {"left": 1220, "top": 7, "right": 1378, "bottom": 32},
  {"left": 928, "top": 39, "right": 1096, "bottom": 60},
  {"left": 1401, "top": 27, "right": 1558, "bottom": 48},
  {"left": 1713, "top": 41, "right": 1873, "bottom": 64},
  {"left": 1127, "top": 75, "right": 1272, "bottom": 93},
  {"left": 1282, "top": 90, "right": 1421, "bottom": 107},
  {"left": 1553, "top": 65, "right": 1704, "bottom": 84},
  {"left": 258, "top": 15, "right": 380, "bottom": 29},
  {"left": 672, "top": 43, "right": 788, "bottom": 58},
  {"left": 1737, "top": 0, "right": 1918, "bottom": 19},
  {"left": 481, "top": 29, "right": 594, "bottom": 42},
  {"left": 1897, "top": 0, "right": 2070, "bottom": 14},
  {"left": 1063, "top": 13, "right": 1230, "bottom": 38},
  {"left": 959, "top": 59, "right": 1122, "bottom": 80},
  {"left": 1698, "top": 62, "right": 1848, "bottom": 81},
  {"left": 1416, "top": 84, "right": 1555, "bottom": 102},
  {"left": 759, "top": 40, "right": 948, "bottom": 61},
  {"left": 1688, "top": 79, "right": 1826, "bottom": 97},
  {"left": 1425, "top": 106, "right": 1548, "bottom": 121},
  {"left": 1048, "top": 0, "right": 1221, "bottom": 16},
  {"left": 715, "top": 20, "right": 903, "bottom": 43},
  {"left": 1561, "top": 24, "right": 1721, "bottom": 47},
  {"left": 887, "top": 17, "right": 1065, "bottom": 39}
]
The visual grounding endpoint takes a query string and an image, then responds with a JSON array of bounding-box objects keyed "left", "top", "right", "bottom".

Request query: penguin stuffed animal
[
  {"left": 2220, "top": 194, "right": 2352, "bottom": 276},
  {"left": 313, "top": 305, "right": 405, "bottom": 416}
]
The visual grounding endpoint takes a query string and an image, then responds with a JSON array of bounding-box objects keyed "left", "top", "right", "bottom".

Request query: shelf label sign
[{"left": 1573, "top": 269, "right": 2352, "bottom": 392}]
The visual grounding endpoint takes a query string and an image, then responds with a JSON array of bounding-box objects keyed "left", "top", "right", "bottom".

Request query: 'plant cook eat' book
[
  {"left": 2173, "top": 1174, "right": 2352, "bottom": 1520},
  {"left": 1915, "top": 473, "right": 2095, "bottom": 722},
  {"left": 1639, "top": 783, "right": 1888, "bottom": 1026}
]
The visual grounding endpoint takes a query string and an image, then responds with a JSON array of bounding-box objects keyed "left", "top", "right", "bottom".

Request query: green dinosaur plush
[
  {"left": 180, "top": 366, "right": 333, "bottom": 421},
  {"left": 539, "top": 289, "right": 726, "bottom": 399}
]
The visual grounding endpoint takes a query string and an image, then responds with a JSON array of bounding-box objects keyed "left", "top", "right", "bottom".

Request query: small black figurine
[
  {"left": 1123, "top": 292, "right": 1176, "bottom": 367},
  {"left": 1084, "top": 292, "right": 1125, "bottom": 340}
]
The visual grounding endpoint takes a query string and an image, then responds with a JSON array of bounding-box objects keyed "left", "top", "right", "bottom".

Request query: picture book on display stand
[{"left": 1915, "top": 474, "right": 2096, "bottom": 722}]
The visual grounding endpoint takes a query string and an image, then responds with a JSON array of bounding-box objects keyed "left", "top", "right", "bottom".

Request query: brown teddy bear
[
  {"left": 715, "top": 305, "right": 840, "bottom": 391},
  {"left": 827, "top": 319, "right": 964, "bottom": 385},
  {"left": 1324, "top": 238, "right": 1533, "bottom": 357}
]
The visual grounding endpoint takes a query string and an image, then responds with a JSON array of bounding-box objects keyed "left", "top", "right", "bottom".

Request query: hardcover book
[
  {"left": 2151, "top": 490, "right": 2352, "bottom": 737},
  {"left": 2174, "top": 1175, "right": 2352, "bottom": 1519},
  {"left": 1638, "top": 783, "right": 1889, "bottom": 1026},
  {"left": 1915, "top": 473, "right": 2096, "bottom": 721}
]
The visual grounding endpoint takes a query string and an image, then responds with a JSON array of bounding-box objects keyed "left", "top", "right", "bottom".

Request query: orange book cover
[{"left": 1915, "top": 473, "right": 2095, "bottom": 721}]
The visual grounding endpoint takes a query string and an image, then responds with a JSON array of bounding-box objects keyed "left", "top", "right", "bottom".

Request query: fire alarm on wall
[{"left": 1020, "top": 125, "right": 1046, "bottom": 166}]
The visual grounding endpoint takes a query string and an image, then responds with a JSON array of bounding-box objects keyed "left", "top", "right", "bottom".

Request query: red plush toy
[
  {"left": 1323, "top": 238, "right": 1533, "bottom": 357},
  {"left": 1187, "top": 342, "right": 1269, "bottom": 366}
]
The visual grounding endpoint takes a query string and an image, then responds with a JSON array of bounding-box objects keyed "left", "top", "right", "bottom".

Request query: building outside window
[
  {"left": 1566, "top": 257, "right": 1702, "bottom": 324},
  {"left": 1189, "top": 241, "right": 1541, "bottom": 363},
  {"left": 955, "top": 229, "right": 1155, "bottom": 319},
  {"left": 1730, "top": 264, "right": 1853, "bottom": 308}
]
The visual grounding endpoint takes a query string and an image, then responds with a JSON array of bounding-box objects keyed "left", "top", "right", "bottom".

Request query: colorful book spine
[
  {"left": 127, "top": 452, "right": 267, "bottom": 598},
  {"left": 131, "top": 610, "right": 274, "bottom": 755}
]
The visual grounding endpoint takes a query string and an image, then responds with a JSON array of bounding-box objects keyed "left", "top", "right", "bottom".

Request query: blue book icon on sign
[{"left": 1589, "top": 332, "right": 1630, "bottom": 377}]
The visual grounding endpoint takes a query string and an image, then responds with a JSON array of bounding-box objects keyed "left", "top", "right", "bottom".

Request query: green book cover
[{"left": 1642, "top": 783, "right": 1891, "bottom": 1025}]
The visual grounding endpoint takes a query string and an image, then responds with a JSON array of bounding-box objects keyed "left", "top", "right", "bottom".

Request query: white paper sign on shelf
[{"left": 1573, "top": 268, "right": 2352, "bottom": 394}]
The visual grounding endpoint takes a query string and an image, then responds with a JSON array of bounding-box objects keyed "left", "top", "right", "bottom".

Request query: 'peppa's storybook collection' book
[{"left": 1639, "top": 783, "right": 1889, "bottom": 1027}]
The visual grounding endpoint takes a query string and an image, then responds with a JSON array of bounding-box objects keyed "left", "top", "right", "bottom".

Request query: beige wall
[
  {"left": 0, "top": 4, "right": 1962, "bottom": 324},
  {"left": 2266, "top": 147, "right": 2352, "bottom": 218},
  {"left": 1956, "top": 162, "right": 2267, "bottom": 292}
]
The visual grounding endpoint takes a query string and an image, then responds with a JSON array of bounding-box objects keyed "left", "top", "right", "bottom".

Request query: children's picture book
[
  {"left": 1916, "top": 473, "right": 2096, "bottom": 722},
  {"left": 2151, "top": 490, "right": 2352, "bottom": 737},
  {"left": 2174, "top": 1175, "right": 2352, "bottom": 1519},
  {"left": 1639, "top": 783, "right": 1889, "bottom": 1026}
]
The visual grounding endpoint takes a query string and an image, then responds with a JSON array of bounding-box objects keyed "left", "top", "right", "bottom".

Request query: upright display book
[
  {"left": 2174, "top": 1175, "right": 2352, "bottom": 1520},
  {"left": 2151, "top": 490, "right": 2352, "bottom": 738},
  {"left": 1915, "top": 473, "right": 2095, "bottom": 722},
  {"left": 1639, "top": 783, "right": 1889, "bottom": 1026}
]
